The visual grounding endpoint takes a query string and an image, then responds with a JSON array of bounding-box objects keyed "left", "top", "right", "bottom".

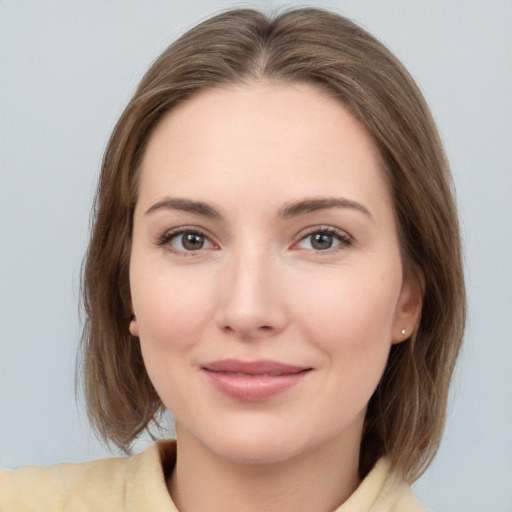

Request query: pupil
[
  {"left": 312, "top": 233, "right": 333, "bottom": 250},
  {"left": 183, "top": 233, "right": 204, "bottom": 250}
]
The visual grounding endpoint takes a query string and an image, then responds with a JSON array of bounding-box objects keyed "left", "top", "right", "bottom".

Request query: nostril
[{"left": 214, "top": 282, "right": 288, "bottom": 338}]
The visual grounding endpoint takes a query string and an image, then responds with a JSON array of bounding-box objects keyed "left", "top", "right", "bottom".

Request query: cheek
[
  {"left": 130, "top": 266, "right": 219, "bottom": 411},
  {"left": 132, "top": 266, "right": 216, "bottom": 350},
  {"left": 296, "top": 268, "right": 399, "bottom": 341},
  {"left": 292, "top": 265, "right": 401, "bottom": 390}
]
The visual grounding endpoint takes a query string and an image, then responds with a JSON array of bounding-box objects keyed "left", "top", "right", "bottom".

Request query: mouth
[{"left": 201, "top": 359, "right": 312, "bottom": 402}]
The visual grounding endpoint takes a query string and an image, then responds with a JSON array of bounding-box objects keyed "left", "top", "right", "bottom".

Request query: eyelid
[
  {"left": 156, "top": 226, "right": 219, "bottom": 256},
  {"left": 291, "top": 225, "right": 354, "bottom": 252},
  {"left": 155, "top": 224, "right": 353, "bottom": 256}
]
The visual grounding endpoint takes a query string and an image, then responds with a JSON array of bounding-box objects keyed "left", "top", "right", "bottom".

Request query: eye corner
[
  {"left": 292, "top": 226, "right": 354, "bottom": 254},
  {"left": 155, "top": 226, "right": 219, "bottom": 256}
]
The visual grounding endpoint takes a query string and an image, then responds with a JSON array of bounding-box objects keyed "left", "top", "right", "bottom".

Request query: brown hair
[{"left": 80, "top": 7, "right": 465, "bottom": 482}]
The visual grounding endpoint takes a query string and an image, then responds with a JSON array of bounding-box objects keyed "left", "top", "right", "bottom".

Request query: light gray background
[{"left": 1, "top": 1, "right": 511, "bottom": 510}]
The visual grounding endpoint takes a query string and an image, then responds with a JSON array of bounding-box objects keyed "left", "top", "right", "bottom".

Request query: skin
[{"left": 129, "top": 81, "right": 422, "bottom": 512}]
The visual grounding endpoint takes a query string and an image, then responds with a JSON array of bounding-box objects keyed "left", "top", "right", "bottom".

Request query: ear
[
  {"left": 128, "top": 299, "right": 139, "bottom": 337},
  {"left": 129, "top": 316, "right": 139, "bottom": 337},
  {"left": 391, "top": 268, "right": 425, "bottom": 344}
]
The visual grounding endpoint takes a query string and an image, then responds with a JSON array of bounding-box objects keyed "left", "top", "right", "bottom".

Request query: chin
[
  {"left": 211, "top": 435, "right": 306, "bottom": 466},
  {"left": 176, "top": 415, "right": 309, "bottom": 466}
]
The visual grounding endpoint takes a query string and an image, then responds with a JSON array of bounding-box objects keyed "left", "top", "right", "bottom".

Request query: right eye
[{"left": 158, "top": 229, "right": 215, "bottom": 255}]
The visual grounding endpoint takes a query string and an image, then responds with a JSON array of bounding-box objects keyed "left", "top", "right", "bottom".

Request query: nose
[{"left": 215, "top": 246, "right": 288, "bottom": 340}]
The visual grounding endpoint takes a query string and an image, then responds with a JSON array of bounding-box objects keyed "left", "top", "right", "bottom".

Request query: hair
[{"left": 80, "top": 7, "right": 465, "bottom": 482}]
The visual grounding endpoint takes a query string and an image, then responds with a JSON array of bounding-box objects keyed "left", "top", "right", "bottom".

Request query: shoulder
[
  {"left": 0, "top": 440, "right": 177, "bottom": 512},
  {"left": 0, "top": 454, "right": 129, "bottom": 511},
  {"left": 337, "top": 459, "right": 430, "bottom": 512},
  {"left": 381, "top": 478, "right": 430, "bottom": 512}
]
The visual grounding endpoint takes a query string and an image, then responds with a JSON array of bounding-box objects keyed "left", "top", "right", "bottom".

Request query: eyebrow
[
  {"left": 145, "top": 198, "right": 223, "bottom": 219},
  {"left": 279, "top": 197, "right": 373, "bottom": 220},
  {"left": 145, "top": 196, "right": 372, "bottom": 220}
]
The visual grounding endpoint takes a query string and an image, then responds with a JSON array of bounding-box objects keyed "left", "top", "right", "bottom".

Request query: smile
[{"left": 201, "top": 359, "right": 312, "bottom": 402}]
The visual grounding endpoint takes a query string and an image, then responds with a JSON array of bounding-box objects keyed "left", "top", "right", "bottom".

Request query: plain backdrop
[{"left": 1, "top": 1, "right": 511, "bottom": 510}]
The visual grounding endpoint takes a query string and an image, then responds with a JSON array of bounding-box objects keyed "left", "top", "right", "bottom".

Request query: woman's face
[{"left": 129, "top": 82, "right": 421, "bottom": 465}]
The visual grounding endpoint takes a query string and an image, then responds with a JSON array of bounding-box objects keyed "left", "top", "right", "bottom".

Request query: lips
[{"left": 201, "top": 359, "right": 311, "bottom": 402}]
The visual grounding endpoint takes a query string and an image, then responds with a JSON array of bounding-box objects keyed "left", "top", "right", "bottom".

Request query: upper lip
[{"left": 202, "top": 359, "right": 310, "bottom": 376}]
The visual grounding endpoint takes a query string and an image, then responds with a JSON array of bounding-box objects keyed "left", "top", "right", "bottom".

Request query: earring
[{"left": 401, "top": 328, "right": 406, "bottom": 336}]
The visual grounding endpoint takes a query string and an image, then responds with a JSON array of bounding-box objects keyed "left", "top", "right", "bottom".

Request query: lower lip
[{"left": 203, "top": 370, "right": 310, "bottom": 402}]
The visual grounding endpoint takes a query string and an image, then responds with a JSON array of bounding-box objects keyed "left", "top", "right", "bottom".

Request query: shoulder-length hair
[{"left": 80, "top": 7, "right": 465, "bottom": 482}]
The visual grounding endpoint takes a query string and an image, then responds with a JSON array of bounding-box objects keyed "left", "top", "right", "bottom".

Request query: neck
[{"left": 168, "top": 426, "right": 362, "bottom": 512}]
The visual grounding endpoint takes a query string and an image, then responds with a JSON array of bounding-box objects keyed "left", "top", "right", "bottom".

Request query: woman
[{"left": 0, "top": 8, "right": 465, "bottom": 511}]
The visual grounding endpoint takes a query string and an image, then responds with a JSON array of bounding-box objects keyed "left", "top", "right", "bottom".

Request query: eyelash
[
  {"left": 155, "top": 226, "right": 353, "bottom": 256},
  {"left": 156, "top": 227, "right": 215, "bottom": 257},
  {"left": 294, "top": 226, "right": 353, "bottom": 254}
]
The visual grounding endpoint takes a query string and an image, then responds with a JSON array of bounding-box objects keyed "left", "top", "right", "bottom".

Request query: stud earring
[{"left": 401, "top": 329, "right": 406, "bottom": 336}]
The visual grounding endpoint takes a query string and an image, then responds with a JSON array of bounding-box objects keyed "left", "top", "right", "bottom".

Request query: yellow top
[{"left": 0, "top": 440, "right": 429, "bottom": 511}]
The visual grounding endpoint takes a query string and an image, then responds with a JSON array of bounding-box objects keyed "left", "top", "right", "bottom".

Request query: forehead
[{"left": 137, "top": 81, "right": 390, "bottom": 217}]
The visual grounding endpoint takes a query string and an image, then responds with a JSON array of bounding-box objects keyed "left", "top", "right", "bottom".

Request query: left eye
[
  {"left": 169, "top": 231, "right": 213, "bottom": 252},
  {"left": 296, "top": 230, "right": 351, "bottom": 251}
]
